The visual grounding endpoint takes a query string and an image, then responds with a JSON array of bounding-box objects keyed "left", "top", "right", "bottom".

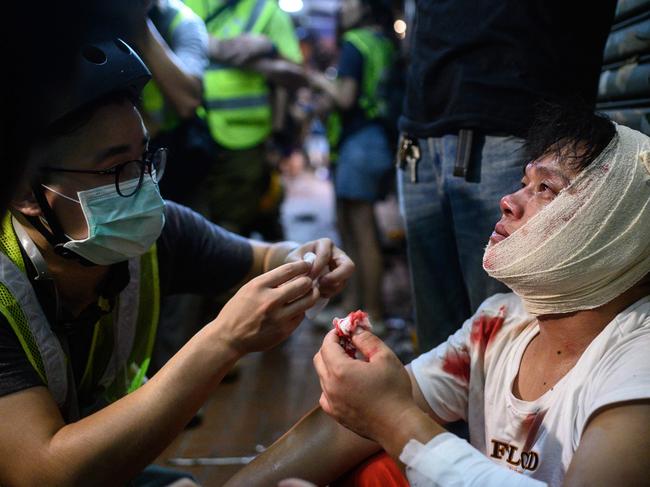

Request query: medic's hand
[
  {"left": 214, "top": 261, "right": 319, "bottom": 355},
  {"left": 313, "top": 329, "right": 416, "bottom": 443},
  {"left": 285, "top": 238, "right": 354, "bottom": 298}
]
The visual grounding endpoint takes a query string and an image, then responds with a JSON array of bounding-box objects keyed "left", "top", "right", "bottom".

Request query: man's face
[
  {"left": 489, "top": 154, "right": 577, "bottom": 245},
  {"left": 27, "top": 100, "right": 149, "bottom": 240}
]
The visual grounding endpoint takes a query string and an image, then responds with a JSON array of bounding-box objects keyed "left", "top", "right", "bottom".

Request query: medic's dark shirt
[
  {"left": 0, "top": 202, "right": 253, "bottom": 409},
  {"left": 399, "top": 0, "right": 617, "bottom": 138}
]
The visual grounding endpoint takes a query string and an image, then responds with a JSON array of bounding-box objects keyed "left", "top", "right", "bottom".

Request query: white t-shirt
[{"left": 410, "top": 293, "right": 650, "bottom": 486}]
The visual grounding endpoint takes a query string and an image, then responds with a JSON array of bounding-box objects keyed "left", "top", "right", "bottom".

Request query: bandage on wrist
[{"left": 399, "top": 433, "right": 547, "bottom": 486}]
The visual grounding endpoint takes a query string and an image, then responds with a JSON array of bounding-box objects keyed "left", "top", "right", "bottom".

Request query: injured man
[{"left": 226, "top": 106, "right": 650, "bottom": 487}]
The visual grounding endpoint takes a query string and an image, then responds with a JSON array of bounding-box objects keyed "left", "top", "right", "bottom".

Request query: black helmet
[{"left": 45, "top": 38, "right": 151, "bottom": 128}]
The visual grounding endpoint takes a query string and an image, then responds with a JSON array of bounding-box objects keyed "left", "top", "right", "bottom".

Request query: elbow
[
  {"left": 174, "top": 92, "right": 202, "bottom": 120},
  {"left": 334, "top": 91, "right": 356, "bottom": 111},
  {"left": 175, "top": 79, "right": 203, "bottom": 119},
  {"left": 337, "top": 98, "right": 355, "bottom": 111},
  {"left": 176, "top": 98, "right": 201, "bottom": 119}
]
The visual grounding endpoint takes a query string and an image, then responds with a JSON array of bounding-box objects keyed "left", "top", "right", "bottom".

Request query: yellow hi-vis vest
[
  {"left": 141, "top": 0, "right": 200, "bottom": 133},
  {"left": 326, "top": 28, "right": 395, "bottom": 158},
  {"left": 185, "top": 0, "right": 277, "bottom": 150},
  {"left": 343, "top": 28, "right": 395, "bottom": 121},
  {"left": 0, "top": 215, "right": 160, "bottom": 420}
]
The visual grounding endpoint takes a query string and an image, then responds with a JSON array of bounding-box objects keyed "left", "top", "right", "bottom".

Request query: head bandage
[{"left": 483, "top": 123, "right": 650, "bottom": 315}]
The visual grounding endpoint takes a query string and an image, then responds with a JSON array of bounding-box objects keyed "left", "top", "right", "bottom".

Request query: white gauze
[{"left": 483, "top": 123, "right": 650, "bottom": 315}]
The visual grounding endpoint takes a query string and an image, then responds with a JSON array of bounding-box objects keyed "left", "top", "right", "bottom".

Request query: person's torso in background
[
  {"left": 336, "top": 28, "right": 395, "bottom": 145},
  {"left": 185, "top": 0, "right": 302, "bottom": 150},
  {"left": 400, "top": 0, "right": 618, "bottom": 139}
]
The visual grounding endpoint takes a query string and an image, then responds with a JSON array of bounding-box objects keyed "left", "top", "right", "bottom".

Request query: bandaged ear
[{"left": 483, "top": 124, "right": 650, "bottom": 315}]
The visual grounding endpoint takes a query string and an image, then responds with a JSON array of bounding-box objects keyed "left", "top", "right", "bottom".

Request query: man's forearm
[
  {"left": 43, "top": 323, "right": 240, "bottom": 486},
  {"left": 225, "top": 406, "right": 381, "bottom": 486},
  {"left": 137, "top": 19, "right": 202, "bottom": 119}
]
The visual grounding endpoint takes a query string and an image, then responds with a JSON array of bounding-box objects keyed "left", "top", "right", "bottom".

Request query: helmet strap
[{"left": 27, "top": 180, "right": 96, "bottom": 266}]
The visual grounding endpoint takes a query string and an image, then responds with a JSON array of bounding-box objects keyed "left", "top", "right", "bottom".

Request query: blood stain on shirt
[
  {"left": 442, "top": 347, "right": 471, "bottom": 383},
  {"left": 470, "top": 306, "right": 506, "bottom": 351},
  {"left": 521, "top": 409, "right": 547, "bottom": 452}
]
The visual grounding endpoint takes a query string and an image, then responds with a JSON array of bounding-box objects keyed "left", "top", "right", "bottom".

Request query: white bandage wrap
[
  {"left": 399, "top": 433, "right": 547, "bottom": 487},
  {"left": 483, "top": 124, "right": 650, "bottom": 315}
]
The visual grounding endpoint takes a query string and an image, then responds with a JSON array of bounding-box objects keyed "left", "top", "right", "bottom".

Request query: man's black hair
[{"left": 524, "top": 101, "right": 616, "bottom": 172}]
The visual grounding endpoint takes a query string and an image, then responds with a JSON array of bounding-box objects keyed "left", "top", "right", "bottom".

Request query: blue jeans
[
  {"left": 397, "top": 134, "right": 525, "bottom": 350},
  {"left": 335, "top": 123, "right": 394, "bottom": 202}
]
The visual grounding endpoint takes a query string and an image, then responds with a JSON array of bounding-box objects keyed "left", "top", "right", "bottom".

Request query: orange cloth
[{"left": 332, "top": 452, "right": 409, "bottom": 487}]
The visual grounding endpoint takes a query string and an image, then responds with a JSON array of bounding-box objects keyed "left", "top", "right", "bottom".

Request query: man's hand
[
  {"left": 213, "top": 260, "right": 319, "bottom": 355},
  {"left": 285, "top": 238, "right": 354, "bottom": 298},
  {"left": 208, "top": 34, "right": 275, "bottom": 66},
  {"left": 313, "top": 329, "right": 418, "bottom": 443}
]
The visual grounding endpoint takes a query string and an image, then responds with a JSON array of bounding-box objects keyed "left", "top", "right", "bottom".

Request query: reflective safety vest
[
  {"left": 185, "top": 0, "right": 278, "bottom": 150},
  {"left": 141, "top": 0, "right": 200, "bottom": 132},
  {"left": 327, "top": 28, "right": 395, "bottom": 154},
  {"left": 343, "top": 28, "right": 395, "bottom": 121},
  {"left": 0, "top": 215, "right": 160, "bottom": 420}
]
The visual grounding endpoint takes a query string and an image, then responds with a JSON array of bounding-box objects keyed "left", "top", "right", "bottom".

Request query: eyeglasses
[{"left": 39, "top": 148, "right": 168, "bottom": 197}]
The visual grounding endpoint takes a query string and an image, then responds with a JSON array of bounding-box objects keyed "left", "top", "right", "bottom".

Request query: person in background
[
  {"left": 396, "top": 0, "right": 617, "bottom": 352},
  {"left": 133, "top": 0, "right": 213, "bottom": 208},
  {"left": 184, "top": 0, "right": 307, "bottom": 238},
  {"left": 0, "top": 39, "right": 353, "bottom": 486},
  {"left": 308, "top": 0, "right": 397, "bottom": 331}
]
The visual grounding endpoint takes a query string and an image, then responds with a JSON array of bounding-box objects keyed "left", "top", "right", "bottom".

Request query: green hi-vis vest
[
  {"left": 327, "top": 28, "right": 395, "bottom": 157},
  {"left": 185, "top": 0, "right": 277, "bottom": 150},
  {"left": 343, "top": 28, "right": 395, "bottom": 121},
  {"left": 0, "top": 215, "right": 160, "bottom": 420},
  {"left": 141, "top": 0, "right": 199, "bottom": 132}
]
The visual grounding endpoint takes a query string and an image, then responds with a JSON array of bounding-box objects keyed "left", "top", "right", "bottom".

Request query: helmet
[
  {"left": 45, "top": 38, "right": 151, "bottom": 127},
  {"left": 26, "top": 38, "right": 152, "bottom": 266}
]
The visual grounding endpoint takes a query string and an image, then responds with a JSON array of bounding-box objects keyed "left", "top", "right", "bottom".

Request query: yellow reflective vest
[
  {"left": 327, "top": 28, "right": 395, "bottom": 157},
  {"left": 141, "top": 0, "right": 201, "bottom": 132},
  {"left": 185, "top": 0, "right": 301, "bottom": 150},
  {"left": 0, "top": 214, "right": 160, "bottom": 420}
]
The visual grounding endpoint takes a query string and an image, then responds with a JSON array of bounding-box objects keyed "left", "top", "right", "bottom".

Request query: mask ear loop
[{"left": 26, "top": 178, "right": 96, "bottom": 266}]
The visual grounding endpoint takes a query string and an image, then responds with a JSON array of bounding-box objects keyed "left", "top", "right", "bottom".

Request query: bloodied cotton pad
[{"left": 333, "top": 310, "right": 373, "bottom": 357}]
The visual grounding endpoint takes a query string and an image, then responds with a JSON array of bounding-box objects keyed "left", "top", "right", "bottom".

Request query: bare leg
[
  {"left": 336, "top": 199, "right": 361, "bottom": 311},
  {"left": 346, "top": 199, "right": 384, "bottom": 320}
]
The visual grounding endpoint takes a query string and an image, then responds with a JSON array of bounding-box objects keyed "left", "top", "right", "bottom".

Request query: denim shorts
[{"left": 335, "top": 123, "right": 394, "bottom": 202}]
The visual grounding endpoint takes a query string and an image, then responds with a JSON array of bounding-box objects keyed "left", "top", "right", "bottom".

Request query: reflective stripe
[
  {"left": 208, "top": 62, "right": 229, "bottom": 71},
  {"left": 243, "top": 0, "right": 267, "bottom": 32},
  {"left": 97, "top": 257, "right": 141, "bottom": 389},
  {"left": 0, "top": 253, "right": 67, "bottom": 406},
  {"left": 205, "top": 94, "right": 269, "bottom": 110}
]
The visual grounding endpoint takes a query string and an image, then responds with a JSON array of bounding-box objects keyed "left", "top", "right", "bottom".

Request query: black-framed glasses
[{"left": 40, "top": 147, "right": 167, "bottom": 197}]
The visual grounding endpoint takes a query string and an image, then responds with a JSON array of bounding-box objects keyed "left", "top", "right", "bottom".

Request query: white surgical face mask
[{"left": 43, "top": 177, "right": 165, "bottom": 265}]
